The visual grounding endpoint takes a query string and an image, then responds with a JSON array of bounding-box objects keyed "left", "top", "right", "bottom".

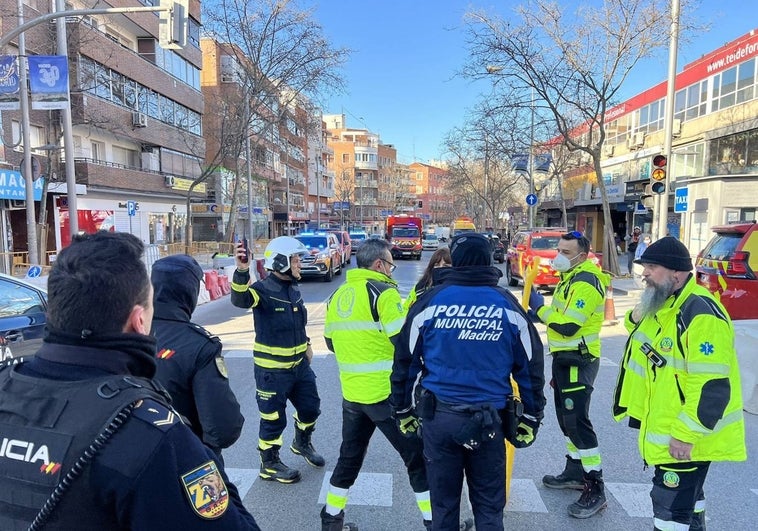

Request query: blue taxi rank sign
[{"left": 674, "top": 187, "right": 688, "bottom": 213}]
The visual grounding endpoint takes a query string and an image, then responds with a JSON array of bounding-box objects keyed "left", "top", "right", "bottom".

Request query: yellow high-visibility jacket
[
  {"left": 325, "top": 268, "right": 407, "bottom": 404},
  {"left": 536, "top": 260, "right": 609, "bottom": 357},
  {"left": 612, "top": 275, "right": 746, "bottom": 465}
]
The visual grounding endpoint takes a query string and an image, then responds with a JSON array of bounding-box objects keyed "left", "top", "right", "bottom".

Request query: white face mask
[{"left": 553, "top": 253, "right": 580, "bottom": 272}]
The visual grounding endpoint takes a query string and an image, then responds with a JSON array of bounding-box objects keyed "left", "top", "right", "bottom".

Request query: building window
[
  {"left": 112, "top": 146, "right": 139, "bottom": 167},
  {"left": 91, "top": 141, "right": 105, "bottom": 161},
  {"left": 708, "top": 129, "right": 758, "bottom": 175},
  {"left": 342, "top": 153, "right": 350, "bottom": 163}
]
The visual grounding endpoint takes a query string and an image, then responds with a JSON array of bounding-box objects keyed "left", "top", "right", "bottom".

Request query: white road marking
[
  {"left": 506, "top": 478, "right": 548, "bottom": 513},
  {"left": 226, "top": 467, "right": 259, "bottom": 499},
  {"left": 606, "top": 482, "right": 653, "bottom": 518},
  {"left": 318, "top": 472, "right": 394, "bottom": 507}
]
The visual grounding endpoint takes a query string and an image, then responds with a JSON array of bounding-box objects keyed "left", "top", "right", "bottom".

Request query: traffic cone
[{"left": 603, "top": 283, "right": 618, "bottom": 326}]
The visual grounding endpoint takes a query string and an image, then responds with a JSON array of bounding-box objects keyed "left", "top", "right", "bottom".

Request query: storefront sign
[{"left": 0, "top": 170, "right": 43, "bottom": 200}]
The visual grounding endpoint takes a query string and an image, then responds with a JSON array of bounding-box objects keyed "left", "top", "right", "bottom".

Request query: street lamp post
[{"left": 528, "top": 88, "right": 536, "bottom": 228}]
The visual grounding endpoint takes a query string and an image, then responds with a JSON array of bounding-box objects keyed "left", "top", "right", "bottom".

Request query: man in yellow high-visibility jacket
[
  {"left": 528, "top": 230, "right": 610, "bottom": 519},
  {"left": 613, "top": 237, "right": 746, "bottom": 531},
  {"left": 320, "top": 238, "right": 431, "bottom": 531}
]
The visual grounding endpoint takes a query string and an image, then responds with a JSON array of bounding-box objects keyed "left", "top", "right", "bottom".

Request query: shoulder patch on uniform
[
  {"left": 214, "top": 356, "right": 229, "bottom": 378},
  {"left": 189, "top": 324, "right": 220, "bottom": 343},
  {"left": 132, "top": 399, "right": 181, "bottom": 431},
  {"left": 181, "top": 460, "right": 229, "bottom": 519}
]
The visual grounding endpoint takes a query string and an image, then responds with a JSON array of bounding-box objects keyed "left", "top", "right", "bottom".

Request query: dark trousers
[
  {"left": 423, "top": 409, "right": 505, "bottom": 531},
  {"left": 552, "top": 351, "right": 600, "bottom": 453},
  {"left": 651, "top": 461, "right": 709, "bottom": 529},
  {"left": 254, "top": 361, "right": 320, "bottom": 445},
  {"left": 329, "top": 399, "right": 427, "bottom": 493}
]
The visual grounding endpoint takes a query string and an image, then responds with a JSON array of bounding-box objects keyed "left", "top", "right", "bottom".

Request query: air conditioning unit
[
  {"left": 132, "top": 112, "right": 147, "bottom": 128},
  {"left": 626, "top": 137, "right": 636, "bottom": 151},
  {"left": 672, "top": 118, "right": 682, "bottom": 138},
  {"left": 603, "top": 145, "right": 615, "bottom": 157},
  {"left": 634, "top": 132, "right": 645, "bottom": 148},
  {"left": 164, "top": 175, "right": 176, "bottom": 187}
]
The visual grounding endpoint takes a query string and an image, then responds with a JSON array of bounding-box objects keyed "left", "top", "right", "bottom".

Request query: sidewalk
[{"left": 607, "top": 253, "right": 643, "bottom": 297}]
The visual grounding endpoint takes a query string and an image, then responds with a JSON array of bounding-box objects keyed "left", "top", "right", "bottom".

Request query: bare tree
[
  {"left": 189, "top": 0, "right": 349, "bottom": 246},
  {"left": 463, "top": 0, "right": 688, "bottom": 275}
]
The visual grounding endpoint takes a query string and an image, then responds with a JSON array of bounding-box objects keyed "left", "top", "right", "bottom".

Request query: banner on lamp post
[
  {"left": 28, "top": 55, "right": 69, "bottom": 110},
  {"left": 0, "top": 55, "right": 20, "bottom": 110}
]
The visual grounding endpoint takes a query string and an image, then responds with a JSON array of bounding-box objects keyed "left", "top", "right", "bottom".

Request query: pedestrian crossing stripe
[{"left": 224, "top": 468, "right": 671, "bottom": 518}]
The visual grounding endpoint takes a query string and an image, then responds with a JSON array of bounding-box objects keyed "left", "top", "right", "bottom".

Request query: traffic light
[{"left": 651, "top": 154, "right": 667, "bottom": 194}]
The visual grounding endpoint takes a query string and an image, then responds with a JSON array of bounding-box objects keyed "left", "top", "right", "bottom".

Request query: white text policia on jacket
[{"left": 428, "top": 304, "right": 505, "bottom": 342}]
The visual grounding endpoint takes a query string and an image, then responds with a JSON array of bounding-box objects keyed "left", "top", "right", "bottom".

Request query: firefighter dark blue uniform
[
  {"left": 151, "top": 255, "right": 245, "bottom": 461},
  {"left": 0, "top": 332, "right": 260, "bottom": 530},
  {"left": 231, "top": 236, "right": 324, "bottom": 484},
  {"left": 391, "top": 233, "right": 546, "bottom": 531}
]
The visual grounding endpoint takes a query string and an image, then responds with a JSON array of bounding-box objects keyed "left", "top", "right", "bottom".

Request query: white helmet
[{"left": 263, "top": 236, "right": 308, "bottom": 273}]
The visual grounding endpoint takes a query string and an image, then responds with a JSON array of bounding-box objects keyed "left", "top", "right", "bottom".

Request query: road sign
[
  {"left": 526, "top": 193, "right": 538, "bottom": 206},
  {"left": 127, "top": 200, "right": 137, "bottom": 216},
  {"left": 26, "top": 265, "right": 42, "bottom": 278},
  {"left": 674, "top": 187, "right": 689, "bottom": 213}
]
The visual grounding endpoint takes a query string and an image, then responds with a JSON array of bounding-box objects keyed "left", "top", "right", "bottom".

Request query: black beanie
[
  {"left": 450, "top": 233, "right": 492, "bottom": 267},
  {"left": 634, "top": 236, "right": 692, "bottom": 271}
]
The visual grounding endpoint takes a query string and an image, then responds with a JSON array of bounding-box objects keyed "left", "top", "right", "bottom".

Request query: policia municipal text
[{"left": 231, "top": 237, "right": 325, "bottom": 483}]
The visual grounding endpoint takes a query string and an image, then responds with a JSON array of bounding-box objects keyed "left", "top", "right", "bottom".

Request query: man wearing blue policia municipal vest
[
  {"left": 391, "top": 233, "right": 546, "bottom": 531},
  {"left": 613, "top": 237, "right": 746, "bottom": 530},
  {"left": 528, "top": 230, "right": 610, "bottom": 518}
]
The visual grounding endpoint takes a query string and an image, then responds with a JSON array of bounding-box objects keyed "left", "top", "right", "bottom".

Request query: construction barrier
[
  {"left": 603, "top": 283, "right": 618, "bottom": 326},
  {"left": 218, "top": 275, "right": 230, "bottom": 295},
  {"left": 204, "top": 270, "right": 223, "bottom": 300}
]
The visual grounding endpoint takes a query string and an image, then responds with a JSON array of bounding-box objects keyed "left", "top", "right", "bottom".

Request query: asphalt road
[{"left": 194, "top": 252, "right": 758, "bottom": 531}]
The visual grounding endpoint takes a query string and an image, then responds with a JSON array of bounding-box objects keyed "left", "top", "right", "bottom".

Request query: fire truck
[{"left": 385, "top": 215, "right": 423, "bottom": 260}]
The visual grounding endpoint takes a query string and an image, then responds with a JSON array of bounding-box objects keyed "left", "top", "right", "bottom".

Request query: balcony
[{"left": 73, "top": 158, "right": 204, "bottom": 197}]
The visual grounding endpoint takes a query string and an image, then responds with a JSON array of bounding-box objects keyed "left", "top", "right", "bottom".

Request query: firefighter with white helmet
[{"left": 231, "top": 236, "right": 324, "bottom": 483}]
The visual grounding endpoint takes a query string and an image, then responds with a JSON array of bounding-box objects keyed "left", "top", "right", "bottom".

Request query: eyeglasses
[
  {"left": 380, "top": 258, "right": 397, "bottom": 273},
  {"left": 565, "top": 230, "right": 583, "bottom": 239}
]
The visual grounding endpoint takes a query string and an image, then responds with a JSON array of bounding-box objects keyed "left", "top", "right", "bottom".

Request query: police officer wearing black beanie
[{"left": 391, "top": 233, "right": 546, "bottom": 531}]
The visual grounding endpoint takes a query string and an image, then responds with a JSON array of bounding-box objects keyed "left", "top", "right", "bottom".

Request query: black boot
[
  {"left": 291, "top": 425, "right": 326, "bottom": 468},
  {"left": 320, "top": 506, "right": 358, "bottom": 531},
  {"left": 543, "top": 455, "right": 584, "bottom": 490},
  {"left": 568, "top": 470, "right": 607, "bottom": 519},
  {"left": 690, "top": 509, "right": 706, "bottom": 530},
  {"left": 259, "top": 446, "right": 301, "bottom": 484}
]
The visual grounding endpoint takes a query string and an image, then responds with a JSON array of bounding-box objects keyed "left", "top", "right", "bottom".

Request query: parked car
[
  {"left": 294, "top": 232, "right": 342, "bottom": 282},
  {"left": 422, "top": 233, "right": 440, "bottom": 250},
  {"left": 0, "top": 273, "right": 48, "bottom": 362},
  {"left": 505, "top": 228, "right": 599, "bottom": 289},
  {"left": 327, "top": 230, "right": 352, "bottom": 266},
  {"left": 348, "top": 231, "right": 368, "bottom": 254},
  {"left": 695, "top": 220, "right": 758, "bottom": 414}
]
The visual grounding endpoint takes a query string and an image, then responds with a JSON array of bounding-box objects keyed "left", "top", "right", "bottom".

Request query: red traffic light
[{"left": 652, "top": 154, "right": 667, "bottom": 168}]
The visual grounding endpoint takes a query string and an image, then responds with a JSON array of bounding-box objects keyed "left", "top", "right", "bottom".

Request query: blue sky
[{"left": 312, "top": 1, "right": 755, "bottom": 165}]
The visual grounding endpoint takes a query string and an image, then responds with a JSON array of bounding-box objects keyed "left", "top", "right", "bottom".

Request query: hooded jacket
[{"left": 151, "top": 255, "right": 244, "bottom": 452}]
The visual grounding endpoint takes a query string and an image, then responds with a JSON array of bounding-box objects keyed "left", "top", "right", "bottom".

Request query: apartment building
[
  {"left": 409, "top": 161, "right": 452, "bottom": 226},
  {"left": 0, "top": 0, "right": 205, "bottom": 256},
  {"left": 541, "top": 28, "right": 758, "bottom": 256}
]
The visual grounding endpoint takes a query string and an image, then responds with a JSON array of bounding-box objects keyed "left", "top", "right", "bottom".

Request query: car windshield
[
  {"left": 702, "top": 233, "right": 741, "bottom": 260},
  {"left": 296, "top": 236, "right": 328, "bottom": 249},
  {"left": 530, "top": 236, "right": 561, "bottom": 250},
  {"left": 393, "top": 228, "right": 419, "bottom": 238},
  {"left": 350, "top": 233, "right": 367, "bottom": 241},
  {"left": 330, "top": 232, "right": 344, "bottom": 243},
  {"left": 423, "top": 234, "right": 437, "bottom": 240}
]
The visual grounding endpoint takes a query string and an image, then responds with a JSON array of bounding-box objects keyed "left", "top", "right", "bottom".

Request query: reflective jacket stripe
[
  {"left": 325, "top": 321, "right": 383, "bottom": 333},
  {"left": 337, "top": 360, "right": 393, "bottom": 373}
]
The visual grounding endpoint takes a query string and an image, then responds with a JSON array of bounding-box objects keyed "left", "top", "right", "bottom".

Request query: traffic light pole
[{"left": 653, "top": 0, "right": 680, "bottom": 240}]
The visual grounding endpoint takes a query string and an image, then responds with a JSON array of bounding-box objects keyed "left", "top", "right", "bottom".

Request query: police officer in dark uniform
[
  {"left": 231, "top": 236, "right": 324, "bottom": 484},
  {"left": 0, "top": 232, "right": 260, "bottom": 530},
  {"left": 151, "top": 254, "right": 245, "bottom": 462},
  {"left": 391, "top": 233, "right": 546, "bottom": 531}
]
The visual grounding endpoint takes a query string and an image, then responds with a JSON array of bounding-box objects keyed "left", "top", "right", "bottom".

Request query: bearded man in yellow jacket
[{"left": 613, "top": 237, "right": 746, "bottom": 531}]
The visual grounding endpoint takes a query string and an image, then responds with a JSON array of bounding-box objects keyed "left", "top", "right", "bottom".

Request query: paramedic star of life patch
[{"left": 181, "top": 460, "right": 229, "bottom": 519}]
